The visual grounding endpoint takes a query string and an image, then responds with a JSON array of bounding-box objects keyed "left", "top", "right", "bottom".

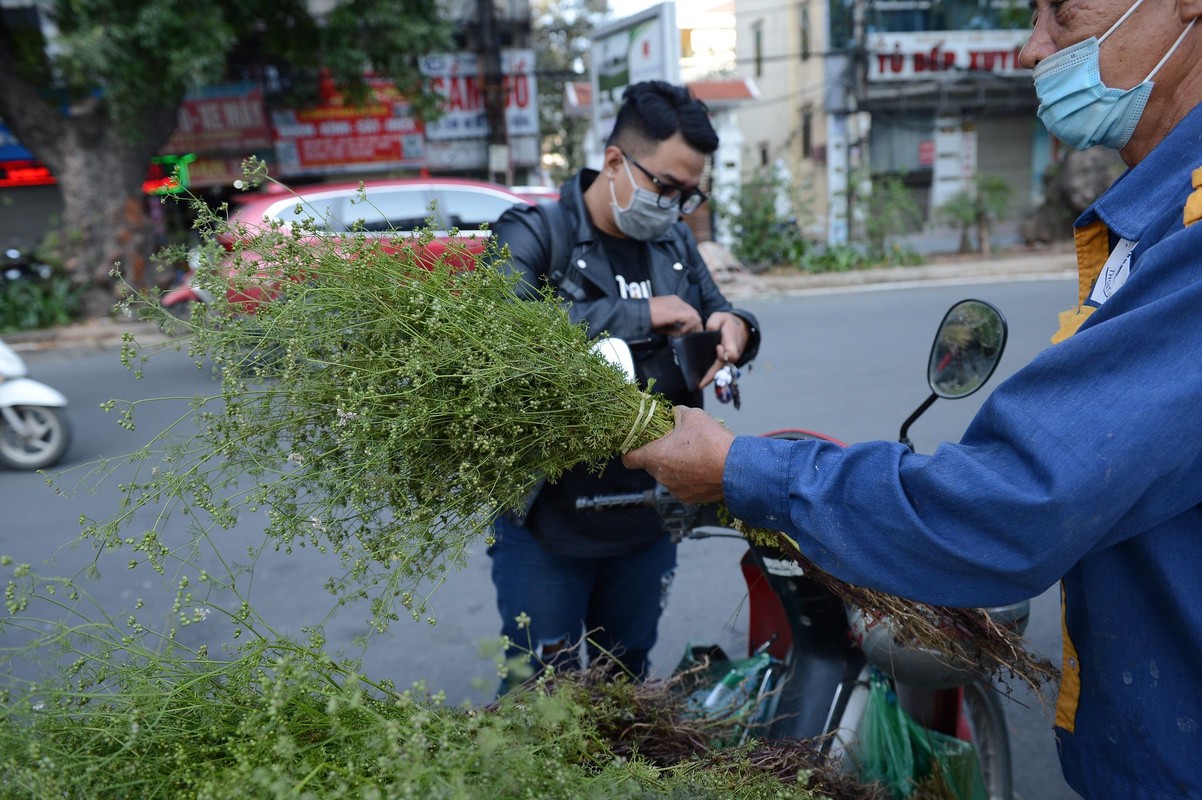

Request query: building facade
[{"left": 736, "top": 0, "right": 1047, "bottom": 249}]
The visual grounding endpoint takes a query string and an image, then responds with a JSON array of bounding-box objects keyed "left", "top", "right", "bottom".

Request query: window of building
[
  {"left": 759, "top": 142, "right": 770, "bottom": 167},
  {"left": 753, "top": 20, "right": 764, "bottom": 77},
  {"left": 802, "top": 106, "right": 814, "bottom": 160},
  {"left": 801, "top": 3, "right": 811, "bottom": 61}
]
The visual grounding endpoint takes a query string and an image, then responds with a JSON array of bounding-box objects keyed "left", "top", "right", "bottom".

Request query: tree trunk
[
  {"left": 958, "top": 224, "right": 972, "bottom": 254},
  {"left": 977, "top": 211, "right": 993, "bottom": 258},
  {"left": 52, "top": 111, "right": 166, "bottom": 317},
  {"left": 0, "top": 48, "right": 180, "bottom": 318}
]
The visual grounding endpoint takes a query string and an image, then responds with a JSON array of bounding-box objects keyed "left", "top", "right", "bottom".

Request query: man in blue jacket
[
  {"left": 488, "top": 81, "right": 760, "bottom": 690},
  {"left": 625, "top": 1, "right": 1202, "bottom": 796}
]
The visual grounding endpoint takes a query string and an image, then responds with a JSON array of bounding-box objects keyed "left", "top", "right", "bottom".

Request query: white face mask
[
  {"left": 608, "top": 155, "right": 680, "bottom": 241},
  {"left": 1031, "top": 0, "right": 1196, "bottom": 151}
]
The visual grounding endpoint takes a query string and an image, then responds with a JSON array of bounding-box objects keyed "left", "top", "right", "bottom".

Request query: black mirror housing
[{"left": 927, "top": 299, "right": 1008, "bottom": 399}]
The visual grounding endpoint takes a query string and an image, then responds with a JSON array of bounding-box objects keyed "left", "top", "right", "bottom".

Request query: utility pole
[
  {"left": 477, "top": 0, "right": 511, "bottom": 185},
  {"left": 847, "top": 0, "right": 868, "bottom": 243}
]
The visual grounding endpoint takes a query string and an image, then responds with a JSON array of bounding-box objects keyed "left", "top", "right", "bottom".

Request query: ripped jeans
[{"left": 488, "top": 515, "right": 676, "bottom": 694}]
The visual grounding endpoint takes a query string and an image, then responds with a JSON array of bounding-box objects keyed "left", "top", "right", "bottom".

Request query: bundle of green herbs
[
  {"left": 99, "top": 168, "right": 1052, "bottom": 691},
  {"left": 0, "top": 580, "right": 868, "bottom": 800},
  {"left": 100, "top": 179, "right": 673, "bottom": 630}
]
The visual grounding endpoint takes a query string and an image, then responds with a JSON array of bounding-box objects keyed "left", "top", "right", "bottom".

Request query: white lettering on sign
[
  {"left": 867, "top": 30, "right": 1031, "bottom": 82},
  {"left": 420, "top": 50, "right": 539, "bottom": 140}
]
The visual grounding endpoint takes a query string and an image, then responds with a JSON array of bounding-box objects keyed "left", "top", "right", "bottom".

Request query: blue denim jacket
[{"left": 724, "top": 101, "right": 1202, "bottom": 798}]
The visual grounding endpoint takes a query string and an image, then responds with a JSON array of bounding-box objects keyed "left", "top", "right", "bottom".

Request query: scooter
[
  {"left": 581, "top": 299, "right": 1025, "bottom": 799},
  {"left": 0, "top": 338, "right": 71, "bottom": 469},
  {"left": 3, "top": 246, "right": 54, "bottom": 285}
]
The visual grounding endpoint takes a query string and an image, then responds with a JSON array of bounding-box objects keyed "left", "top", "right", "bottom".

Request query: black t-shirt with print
[{"left": 597, "top": 229, "right": 652, "bottom": 301}]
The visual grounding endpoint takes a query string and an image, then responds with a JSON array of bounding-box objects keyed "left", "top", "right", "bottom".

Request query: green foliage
[
  {"left": 0, "top": 563, "right": 851, "bottom": 799},
  {"left": 716, "top": 170, "right": 809, "bottom": 272},
  {"left": 318, "top": 0, "right": 453, "bottom": 118},
  {"left": 861, "top": 174, "right": 924, "bottom": 263},
  {"left": 532, "top": 0, "right": 610, "bottom": 182},
  {"left": 35, "top": 0, "right": 450, "bottom": 123},
  {"left": 796, "top": 243, "right": 865, "bottom": 273},
  {"left": 47, "top": 0, "right": 235, "bottom": 125},
  {"left": 0, "top": 274, "right": 83, "bottom": 333},
  {"left": 936, "top": 174, "right": 1015, "bottom": 254},
  {"left": 714, "top": 168, "right": 928, "bottom": 274},
  {"left": 995, "top": 0, "right": 1031, "bottom": 29}
]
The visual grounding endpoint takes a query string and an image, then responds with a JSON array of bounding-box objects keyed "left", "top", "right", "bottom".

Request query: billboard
[{"left": 589, "top": 3, "right": 680, "bottom": 153}]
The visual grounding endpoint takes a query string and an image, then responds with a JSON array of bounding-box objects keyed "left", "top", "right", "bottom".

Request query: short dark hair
[{"left": 606, "top": 81, "right": 718, "bottom": 157}]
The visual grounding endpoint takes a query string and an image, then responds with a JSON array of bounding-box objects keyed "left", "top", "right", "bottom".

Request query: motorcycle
[
  {"left": 0, "top": 337, "right": 71, "bottom": 470},
  {"left": 581, "top": 299, "right": 1025, "bottom": 799},
  {"left": 3, "top": 246, "right": 54, "bottom": 285}
]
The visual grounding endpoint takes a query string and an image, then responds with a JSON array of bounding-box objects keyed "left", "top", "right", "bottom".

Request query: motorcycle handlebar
[
  {"left": 576, "top": 485, "right": 730, "bottom": 542},
  {"left": 574, "top": 490, "right": 656, "bottom": 512}
]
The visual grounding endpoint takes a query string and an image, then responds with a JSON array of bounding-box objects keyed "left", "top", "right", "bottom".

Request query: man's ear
[{"left": 602, "top": 145, "right": 624, "bottom": 176}]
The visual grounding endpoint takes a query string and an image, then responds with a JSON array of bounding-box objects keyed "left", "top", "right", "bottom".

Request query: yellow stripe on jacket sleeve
[
  {"left": 1055, "top": 582, "right": 1082, "bottom": 733},
  {"left": 1185, "top": 166, "right": 1202, "bottom": 227}
]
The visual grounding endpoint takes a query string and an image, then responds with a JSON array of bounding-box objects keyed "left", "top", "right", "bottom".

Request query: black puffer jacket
[{"left": 492, "top": 168, "right": 761, "bottom": 556}]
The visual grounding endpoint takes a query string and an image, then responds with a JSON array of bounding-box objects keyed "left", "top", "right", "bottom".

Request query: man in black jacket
[{"left": 488, "top": 81, "right": 761, "bottom": 690}]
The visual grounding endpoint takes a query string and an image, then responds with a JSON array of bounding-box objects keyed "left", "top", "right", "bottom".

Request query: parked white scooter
[{"left": 0, "top": 338, "right": 71, "bottom": 469}]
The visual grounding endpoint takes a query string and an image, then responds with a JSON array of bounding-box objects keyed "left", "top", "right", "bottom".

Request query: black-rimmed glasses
[{"left": 621, "top": 150, "right": 708, "bottom": 215}]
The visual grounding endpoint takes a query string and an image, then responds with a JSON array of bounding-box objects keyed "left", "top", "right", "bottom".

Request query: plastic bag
[
  {"left": 675, "top": 641, "right": 780, "bottom": 746},
  {"left": 854, "top": 671, "right": 988, "bottom": 800}
]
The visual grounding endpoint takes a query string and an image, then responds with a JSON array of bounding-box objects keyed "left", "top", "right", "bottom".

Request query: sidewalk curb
[
  {"left": 5, "top": 317, "right": 172, "bottom": 354},
  {"left": 717, "top": 249, "right": 1077, "bottom": 299}
]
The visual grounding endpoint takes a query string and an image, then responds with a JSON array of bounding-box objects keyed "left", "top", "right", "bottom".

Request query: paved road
[{"left": 2, "top": 276, "right": 1080, "bottom": 799}]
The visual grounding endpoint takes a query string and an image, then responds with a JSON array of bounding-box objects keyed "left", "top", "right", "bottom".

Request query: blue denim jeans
[{"left": 489, "top": 514, "right": 676, "bottom": 692}]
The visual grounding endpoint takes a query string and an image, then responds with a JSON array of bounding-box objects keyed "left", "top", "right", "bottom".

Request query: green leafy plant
[
  {"left": 937, "top": 175, "right": 1015, "bottom": 257},
  {"left": 88, "top": 168, "right": 676, "bottom": 634},
  {"left": 861, "top": 174, "right": 925, "bottom": 264},
  {"left": 716, "top": 170, "right": 810, "bottom": 272},
  {"left": 0, "top": 274, "right": 84, "bottom": 333},
  {"left": 0, "top": 563, "right": 871, "bottom": 799}
]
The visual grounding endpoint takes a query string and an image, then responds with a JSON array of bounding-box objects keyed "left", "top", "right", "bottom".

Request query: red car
[{"left": 162, "top": 178, "right": 532, "bottom": 313}]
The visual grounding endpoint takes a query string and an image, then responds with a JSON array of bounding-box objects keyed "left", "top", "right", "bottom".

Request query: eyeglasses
[{"left": 621, "top": 151, "right": 708, "bottom": 215}]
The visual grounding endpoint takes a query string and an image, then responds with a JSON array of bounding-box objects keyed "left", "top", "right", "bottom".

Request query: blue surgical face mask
[{"left": 1032, "top": 0, "right": 1196, "bottom": 151}]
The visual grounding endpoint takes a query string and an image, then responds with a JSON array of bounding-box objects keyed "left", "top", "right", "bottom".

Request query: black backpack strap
[{"left": 533, "top": 201, "right": 588, "bottom": 301}]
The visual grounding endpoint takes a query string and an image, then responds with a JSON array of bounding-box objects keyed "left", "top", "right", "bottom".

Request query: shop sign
[
  {"left": 419, "top": 50, "right": 539, "bottom": 141},
  {"left": 163, "top": 83, "right": 272, "bottom": 155},
  {"left": 867, "top": 30, "right": 1030, "bottom": 81},
  {"left": 270, "top": 76, "right": 426, "bottom": 176}
]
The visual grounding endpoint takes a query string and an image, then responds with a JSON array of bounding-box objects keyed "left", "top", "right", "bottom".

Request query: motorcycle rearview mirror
[
  {"left": 899, "top": 299, "right": 1008, "bottom": 450},
  {"left": 591, "top": 337, "right": 637, "bottom": 383}
]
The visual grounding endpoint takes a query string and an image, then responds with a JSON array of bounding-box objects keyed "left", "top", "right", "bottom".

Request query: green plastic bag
[
  {"left": 675, "top": 641, "right": 780, "bottom": 746},
  {"left": 853, "top": 671, "right": 988, "bottom": 800}
]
